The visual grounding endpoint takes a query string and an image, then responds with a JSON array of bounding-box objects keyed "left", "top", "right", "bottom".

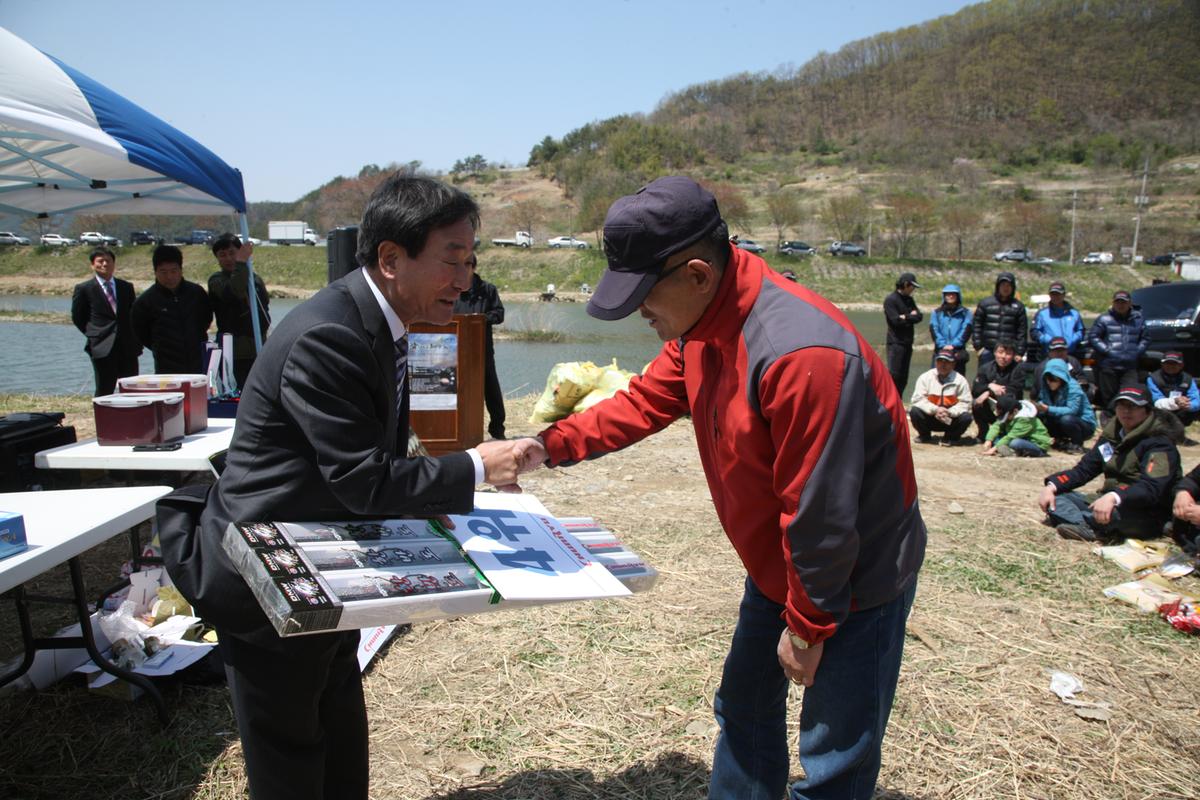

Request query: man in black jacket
[
  {"left": 971, "top": 339, "right": 1026, "bottom": 440},
  {"left": 208, "top": 233, "right": 270, "bottom": 389},
  {"left": 193, "top": 175, "right": 532, "bottom": 800},
  {"left": 453, "top": 253, "right": 507, "bottom": 439},
  {"left": 882, "top": 272, "right": 923, "bottom": 395},
  {"left": 972, "top": 271, "right": 1028, "bottom": 365},
  {"left": 131, "top": 245, "right": 213, "bottom": 374},
  {"left": 70, "top": 247, "right": 142, "bottom": 395}
]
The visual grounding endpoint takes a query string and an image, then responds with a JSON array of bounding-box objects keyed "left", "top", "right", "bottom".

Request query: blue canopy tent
[{"left": 0, "top": 25, "right": 263, "bottom": 359}]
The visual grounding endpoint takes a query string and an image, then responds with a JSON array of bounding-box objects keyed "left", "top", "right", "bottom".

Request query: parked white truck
[
  {"left": 491, "top": 230, "right": 533, "bottom": 248},
  {"left": 268, "top": 220, "right": 319, "bottom": 246}
]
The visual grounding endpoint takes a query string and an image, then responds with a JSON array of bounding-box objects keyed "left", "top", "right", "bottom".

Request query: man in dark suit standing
[
  {"left": 194, "top": 175, "right": 532, "bottom": 800},
  {"left": 71, "top": 246, "right": 141, "bottom": 395}
]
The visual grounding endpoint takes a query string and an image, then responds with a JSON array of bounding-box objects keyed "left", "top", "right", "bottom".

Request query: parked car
[
  {"left": 546, "top": 235, "right": 589, "bottom": 249},
  {"left": 79, "top": 231, "right": 120, "bottom": 246},
  {"left": 993, "top": 248, "right": 1032, "bottom": 262},
  {"left": 0, "top": 231, "right": 31, "bottom": 245},
  {"left": 1147, "top": 252, "right": 1192, "bottom": 266},
  {"left": 1082, "top": 251, "right": 1114, "bottom": 265},
  {"left": 778, "top": 240, "right": 816, "bottom": 256},
  {"left": 829, "top": 241, "right": 866, "bottom": 256},
  {"left": 39, "top": 233, "right": 76, "bottom": 246},
  {"left": 1132, "top": 280, "right": 1200, "bottom": 373},
  {"left": 735, "top": 239, "right": 766, "bottom": 254},
  {"left": 128, "top": 230, "right": 161, "bottom": 246}
]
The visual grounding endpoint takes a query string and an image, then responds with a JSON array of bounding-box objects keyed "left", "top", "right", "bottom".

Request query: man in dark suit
[
  {"left": 71, "top": 246, "right": 141, "bottom": 395},
  {"left": 195, "top": 175, "right": 532, "bottom": 800}
]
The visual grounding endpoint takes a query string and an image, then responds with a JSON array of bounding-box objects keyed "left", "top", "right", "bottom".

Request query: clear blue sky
[{"left": 3, "top": 0, "right": 976, "bottom": 202}]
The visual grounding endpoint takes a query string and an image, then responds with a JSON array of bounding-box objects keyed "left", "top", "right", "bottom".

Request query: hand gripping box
[
  {"left": 118, "top": 374, "right": 208, "bottom": 434},
  {"left": 93, "top": 392, "right": 185, "bottom": 446},
  {"left": 222, "top": 504, "right": 658, "bottom": 637}
]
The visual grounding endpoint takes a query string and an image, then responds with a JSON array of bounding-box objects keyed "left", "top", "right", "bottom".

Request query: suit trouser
[
  {"left": 483, "top": 347, "right": 506, "bottom": 437},
  {"left": 220, "top": 628, "right": 368, "bottom": 800},
  {"left": 91, "top": 351, "right": 139, "bottom": 396}
]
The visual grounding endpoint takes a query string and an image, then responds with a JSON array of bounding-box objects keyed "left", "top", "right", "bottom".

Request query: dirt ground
[{"left": 1, "top": 396, "right": 1199, "bottom": 799}]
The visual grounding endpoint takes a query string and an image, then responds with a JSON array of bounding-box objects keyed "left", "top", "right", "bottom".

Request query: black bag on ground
[{"left": 0, "top": 412, "right": 77, "bottom": 491}]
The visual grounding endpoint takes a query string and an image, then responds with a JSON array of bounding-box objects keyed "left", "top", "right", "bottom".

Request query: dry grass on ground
[{"left": 1, "top": 395, "right": 1198, "bottom": 799}]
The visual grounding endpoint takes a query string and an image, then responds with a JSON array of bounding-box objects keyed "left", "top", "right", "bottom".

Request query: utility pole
[
  {"left": 1069, "top": 190, "right": 1077, "bottom": 265},
  {"left": 1130, "top": 155, "right": 1150, "bottom": 264}
]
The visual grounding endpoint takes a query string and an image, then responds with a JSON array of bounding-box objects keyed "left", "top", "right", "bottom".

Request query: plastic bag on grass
[{"left": 529, "top": 361, "right": 604, "bottom": 423}]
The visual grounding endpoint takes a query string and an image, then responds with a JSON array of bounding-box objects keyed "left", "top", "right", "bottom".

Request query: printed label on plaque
[{"left": 409, "top": 332, "right": 458, "bottom": 410}]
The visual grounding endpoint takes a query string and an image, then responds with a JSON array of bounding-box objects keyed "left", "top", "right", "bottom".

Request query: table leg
[
  {"left": 66, "top": 558, "right": 170, "bottom": 726},
  {"left": 0, "top": 587, "right": 36, "bottom": 689}
]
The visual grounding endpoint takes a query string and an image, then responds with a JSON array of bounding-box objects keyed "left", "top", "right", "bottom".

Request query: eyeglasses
[{"left": 655, "top": 257, "right": 708, "bottom": 285}]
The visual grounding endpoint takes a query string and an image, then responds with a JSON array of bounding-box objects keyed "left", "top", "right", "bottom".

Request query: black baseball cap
[
  {"left": 897, "top": 272, "right": 921, "bottom": 288},
  {"left": 935, "top": 345, "right": 957, "bottom": 362},
  {"left": 1113, "top": 385, "right": 1150, "bottom": 406},
  {"left": 1162, "top": 351, "right": 1184, "bottom": 363},
  {"left": 1048, "top": 337, "right": 1069, "bottom": 350},
  {"left": 587, "top": 176, "right": 722, "bottom": 321},
  {"left": 1049, "top": 281, "right": 1066, "bottom": 293},
  {"left": 1113, "top": 290, "right": 1132, "bottom": 302},
  {"left": 996, "top": 394, "right": 1019, "bottom": 416}
]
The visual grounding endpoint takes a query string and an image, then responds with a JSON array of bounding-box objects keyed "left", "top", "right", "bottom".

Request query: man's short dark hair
[
  {"left": 212, "top": 233, "right": 241, "bottom": 256},
  {"left": 152, "top": 244, "right": 183, "bottom": 269},
  {"left": 995, "top": 340, "right": 1017, "bottom": 353},
  {"left": 356, "top": 174, "right": 480, "bottom": 268},
  {"left": 694, "top": 219, "right": 730, "bottom": 271},
  {"left": 89, "top": 246, "right": 115, "bottom": 263}
]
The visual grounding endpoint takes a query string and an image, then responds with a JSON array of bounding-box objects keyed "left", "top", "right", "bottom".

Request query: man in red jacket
[{"left": 518, "top": 177, "right": 926, "bottom": 800}]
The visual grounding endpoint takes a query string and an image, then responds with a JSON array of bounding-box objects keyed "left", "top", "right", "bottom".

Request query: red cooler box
[
  {"left": 94, "top": 393, "right": 186, "bottom": 446},
  {"left": 118, "top": 374, "right": 208, "bottom": 434}
]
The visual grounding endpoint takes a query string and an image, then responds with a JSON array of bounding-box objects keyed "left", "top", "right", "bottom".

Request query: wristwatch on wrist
[{"left": 787, "top": 631, "right": 811, "bottom": 650}]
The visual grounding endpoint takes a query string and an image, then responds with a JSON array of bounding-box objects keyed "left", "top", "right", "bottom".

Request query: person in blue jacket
[
  {"left": 1087, "top": 289, "right": 1149, "bottom": 415},
  {"left": 1031, "top": 281, "right": 1084, "bottom": 359},
  {"left": 1147, "top": 350, "right": 1200, "bottom": 433},
  {"left": 929, "top": 284, "right": 972, "bottom": 373},
  {"left": 1035, "top": 358, "right": 1096, "bottom": 454}
]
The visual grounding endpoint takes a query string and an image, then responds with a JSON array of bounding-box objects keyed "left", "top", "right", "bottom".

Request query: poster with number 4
[{"left": 445, "top": 493, "right": 631, "bottom": 600}]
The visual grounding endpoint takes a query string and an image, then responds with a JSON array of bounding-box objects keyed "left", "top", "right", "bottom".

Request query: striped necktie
[
  {"left": 102, "top": 280, "right": 116, "bottom": 312},
  {"left": 394, "top": 335, "right": 408, "bottom": 422}
]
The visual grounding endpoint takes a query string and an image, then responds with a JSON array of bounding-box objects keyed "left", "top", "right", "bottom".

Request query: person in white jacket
[{"left": 909, "top": 345, "right": 973, "bottom": 445}]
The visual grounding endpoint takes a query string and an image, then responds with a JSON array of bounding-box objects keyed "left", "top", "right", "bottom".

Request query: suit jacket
[
  {"left": 196, "top": 268, "right": 477, "bottom": 640},
  {"left": 71, "top": 276, "right": 141, "bottom": 361}
]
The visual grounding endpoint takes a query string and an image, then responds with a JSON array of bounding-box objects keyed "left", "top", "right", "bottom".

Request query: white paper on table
[
  {"left": 75, "top": 639, "right": 213, "bottom": 687},
  {"left": 444, "top": 497, "right": 630, "bottom": 601}
]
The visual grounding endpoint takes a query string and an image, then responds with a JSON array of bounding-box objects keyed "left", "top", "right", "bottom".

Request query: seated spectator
[
  {"left": 1031, "top": 336, "right": 1089, "bottom": 401},
  {"left": 1170, "top": 464, "right": 1200, "bottom": 555},
  {"left": 910, "top": 345, "right": 973, "bottom": 446},
  {"left": 982, "top": 395, "right": 1051, "bottom": 457},
  {"left": 971, "top": 339, "right": 1026, "bottom": 440},
  {"left": 1146, "top": 351, "right": 1200, "bottom": 439},
  {"left": 1038, "top": 385, "right": 1181, "bottom": 542},
  {"left": 1035, "top": 359, "right": 1096, "bottom": 454}
]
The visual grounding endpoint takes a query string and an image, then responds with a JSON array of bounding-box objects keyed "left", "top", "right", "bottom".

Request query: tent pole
[{"left": 238, "top": 213, "right": 263, "bottom": 354}]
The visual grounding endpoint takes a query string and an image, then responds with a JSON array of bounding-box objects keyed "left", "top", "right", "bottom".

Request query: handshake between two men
[{"left": 473, "top": 437, "right": 551, "bottom": 492}]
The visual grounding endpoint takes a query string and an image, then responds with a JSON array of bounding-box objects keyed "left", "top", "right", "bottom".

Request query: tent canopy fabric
[{"left": 0, "top": 26, "right": 245, "bottom": 218}]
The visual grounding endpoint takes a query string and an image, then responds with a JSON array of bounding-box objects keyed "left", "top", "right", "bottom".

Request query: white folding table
[
  {"left": 34, "top": 417, "right": 235, "bottom": 474},
  {"left": 0, "top": 486, "right": 173, "bottom": 722}
]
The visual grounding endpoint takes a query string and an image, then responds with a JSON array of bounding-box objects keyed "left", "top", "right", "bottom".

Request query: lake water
[{"left": 0, "top": 295, "right": 955, "bottom": 399}]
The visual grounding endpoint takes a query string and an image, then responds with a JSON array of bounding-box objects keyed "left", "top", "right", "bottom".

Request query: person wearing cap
[
  {"left": 1035, "top": 359, "right": 1096, "bottom": 453},
  {"left": 1031, "top": 281, "right": 1084, "bottom": 360},
  {"left": 883, "top": 272, "right": 924, "bottom": 395},
  {"left": 1087, "top": 290, "right": 1149, "bottom": 416},
  {"left": 516, "top": 176, "right": 925, "bottom": 800},
  {"left": 981, "top": 394, "right": 1051, "bottom": 457},
  {"left": 1039, "top": 384, "right": 1180, "bottom": 542},
  {"left": 1031, "top": 336, "right": 1087, "bottom": 399},
  {"left": 929, "top": 284, "right": 972, "bottom": 373},
  {"left": 972, "top": 271, "right": 1028, "bottom": 365},
  {"left": 1146, "top": 351, "right": 1200, "bottom": 434},
  {"left": 453, "top": 252, "right": 507, "bottom": 439},
  {"left": 909, "top": 345, "right": 973, "bottom": 445},
  {"left": 970, "top": 339, "right": 1027, "bottom": 439}
]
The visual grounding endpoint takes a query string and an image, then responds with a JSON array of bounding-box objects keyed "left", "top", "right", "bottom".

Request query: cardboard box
[{"left": 0, "top": 510, "right": 27, "bottom": 560}]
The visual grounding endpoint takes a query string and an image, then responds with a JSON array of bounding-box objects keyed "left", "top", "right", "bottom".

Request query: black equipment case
[{"left": 0, "top": 412, "right": 77, "bottom": 491}]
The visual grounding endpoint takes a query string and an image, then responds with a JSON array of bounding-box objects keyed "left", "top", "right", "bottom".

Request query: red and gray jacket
[{"left": 540, "top": 247, "right": 926, "bottom": 645}]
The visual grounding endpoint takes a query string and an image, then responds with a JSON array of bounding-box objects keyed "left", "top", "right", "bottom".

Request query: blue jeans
[
  {"left": 1007, "top": 438, "right": 1047, "bottom": 457},
  {"left": 708, "top": 577, "right": 917, "bottom": 800}
]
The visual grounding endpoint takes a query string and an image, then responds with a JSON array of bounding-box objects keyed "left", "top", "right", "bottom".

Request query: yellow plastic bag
[
  {"left": 529, "top": 361, "right": 604, "bottom": 423},
  {"left": 574, "top": 359, "right": 635, "bottom": 413}
]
